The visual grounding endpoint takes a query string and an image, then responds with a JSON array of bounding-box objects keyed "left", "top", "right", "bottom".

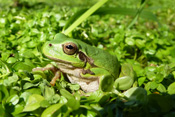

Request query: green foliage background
[{"left": 0, "top": 0, "right": 175, "bottom": 116}]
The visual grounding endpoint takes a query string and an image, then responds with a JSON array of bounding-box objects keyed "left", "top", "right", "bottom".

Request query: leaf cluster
[{"left": 0, "top": 0, "right": 175, "bottom": 116}]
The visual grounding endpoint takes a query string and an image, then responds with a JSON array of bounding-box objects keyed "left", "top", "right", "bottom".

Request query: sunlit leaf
[
  {"left": 41, "top": 103, "right": 64, "bottom": 117},
  {"left": 167, "top": 82, "right": 175, "bottom": 94},
  {"left": 23, "top": 94, "right": 44, "bottom": 112},
  {"left": 6, "top": 94, "right": 19, "bottom": 105}
]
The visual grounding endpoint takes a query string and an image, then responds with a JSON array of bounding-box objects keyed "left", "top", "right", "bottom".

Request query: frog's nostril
[{"left": 49, "top": 44, "right": 52, "bottom": 47}]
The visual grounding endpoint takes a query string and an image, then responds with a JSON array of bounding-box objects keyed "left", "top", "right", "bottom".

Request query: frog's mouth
[
  {"left": 45, "top": 55, "right": 71, "bottom": 64},
  {"left": 45, "top": 55, "right": 86, "bottom": 69}
]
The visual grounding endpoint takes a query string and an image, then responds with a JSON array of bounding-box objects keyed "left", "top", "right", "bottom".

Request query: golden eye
[{"left": 63, "top": 42, "right": 78, "bottom": 55}]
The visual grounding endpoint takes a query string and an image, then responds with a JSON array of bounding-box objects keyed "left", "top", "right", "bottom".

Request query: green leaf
[
  {"left": 146, "top": 72, "right": 156, "bottom": 81},
  {"left": 157, "top": 84, "right": 166, "bottom": 93},
  {"left": 60, "top": 89, "right": 80, "bottom": 110},
  {"left": 0, "top": 59, "right": 11, "bottom": 77},
  {"left": 13, "top": 62, "right": 33, "bottom": 71},
  {"left": 40, "top": 100, "right": 50, "bottom": 108},
  {"left": 41, "top": 103, "right": 64, "bottom": 117},
  {"left": 60, "top": 89, "right": 73, "bottom": 100},
  {"left": 167, "top": 82, "right": 175, "bottom": 94},
  {"left": 155, "top": 73, "right": 164, "bottom": 83},
  {"left": 3, "top": 73, "right": 19, "bottom": 86},
  {"left": 21, "top": 50, "right": 35, "bottom": 58},
  {"left": 0, "top": 84, "right": 9, "bottom": 101},
  {"left": 20, "top": 92, "right": 32, "bottom": 102},
  {"left": 138, "top": 76, "right": 146, "bottom": 86},
  {"left": 7, "top": 57, "right": 17, "bottom": 63},
  {"left": 6, "top": 94, "right": 19, "bottom": 105},
  {"left": 23, "top": 94, "right": 44, "bottom": 112},
  {"left": 25, "top": 88, "right": 41, "bottom": 95},
  {"left": 11, "top": 104, "right": 24, "bottom": 116},
  {"left": 149, "top": 81, "right": 158, "bottom": 89},
  {"left": 135, "top": 39, "right": 146, "bottom": 48},
  {"left": 89, "top": 90, "right": 110, "bottom": 105},
  {"left": 43, "top": 86, "right": 55, "bottom": 100},
  {"left": 23, "top": 82, "right": 39, "bottom": 90},
  {"left": 49, "top": 94, "right": 60, "bottom": 104},
  {"left": 123, "top": 87, "right": 147, "bottom": 103},
  {"left": 125, "top": 38, "right": 135, "bottom": 46},
  {"left": 67, "top": 83, "right": 80, "bottom": 91}
]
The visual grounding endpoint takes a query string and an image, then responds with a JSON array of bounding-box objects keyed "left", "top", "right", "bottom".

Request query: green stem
[
  {"left": 63, "top": 0, "right": 108, "bottom": 35},
  {"left": 127, "top": 0, "right": 146, "bottom": 29}
]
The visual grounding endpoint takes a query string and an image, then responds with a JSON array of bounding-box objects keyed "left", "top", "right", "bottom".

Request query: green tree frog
[{"left": 33, "top": 33, "right": 135, "bottom": 92}]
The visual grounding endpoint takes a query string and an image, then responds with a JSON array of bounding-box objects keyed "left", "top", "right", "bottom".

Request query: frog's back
[
  {"left": 88, "top": 46, "right": 120, "bottom": 78},
  {"left": 75, "top": 40, "right": 120, "bottom": 78}
]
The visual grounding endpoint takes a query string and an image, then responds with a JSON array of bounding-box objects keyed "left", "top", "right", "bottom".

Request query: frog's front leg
[
  {"left": 114, "top": 63, "right": 136, "bottom": 90},
  {"left": 50, "top": 71, "right": 61, "bottom": 86},
  {"left": 32, "top": 64, "right": 61, "bottom": 86}
]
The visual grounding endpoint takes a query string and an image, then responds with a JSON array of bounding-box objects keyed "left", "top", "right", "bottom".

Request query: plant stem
[{"left": 127, "top": 0, "right": 146, "bottom": 29}]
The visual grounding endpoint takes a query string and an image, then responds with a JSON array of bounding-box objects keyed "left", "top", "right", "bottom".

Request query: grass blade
[{"left": 63, "top": 0, "right": 108, "bottom": 35}]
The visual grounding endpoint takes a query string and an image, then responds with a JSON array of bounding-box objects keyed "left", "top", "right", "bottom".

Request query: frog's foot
[
  {"left": 32, "top": 64, "right": 61, "bottom": 86},
  {"left": 114, "top": 63, "right": 136, "bottom": 90}
]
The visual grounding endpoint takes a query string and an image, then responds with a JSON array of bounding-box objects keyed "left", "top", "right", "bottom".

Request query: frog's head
[{"left": 42, "top": 33, "right": 88, "bottom": 68}]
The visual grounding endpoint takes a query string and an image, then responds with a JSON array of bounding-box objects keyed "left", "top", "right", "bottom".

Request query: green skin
[{"left": 36, "top": 33, "right": 135, "bottom": 92}]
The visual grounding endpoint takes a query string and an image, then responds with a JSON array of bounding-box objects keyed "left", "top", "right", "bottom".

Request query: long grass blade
[
  {"left": 63, "top": 0, "right": 108, "bottom": 35},
  {"left": 127, "top": 0, "right": 146, "bottom": 29}
]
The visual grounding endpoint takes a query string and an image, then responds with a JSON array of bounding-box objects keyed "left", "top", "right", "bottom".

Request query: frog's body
[{"left": 33, "top": 33, "right": 135, "bottom": 92}]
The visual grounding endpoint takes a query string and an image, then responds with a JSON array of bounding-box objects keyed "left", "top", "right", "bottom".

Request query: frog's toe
[{"left": 100, "top": 75, "right": 114, "bottom": 92}]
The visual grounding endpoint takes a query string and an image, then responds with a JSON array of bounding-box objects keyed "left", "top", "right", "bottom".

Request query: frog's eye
[{"left": 63, "top": 42, "right": 78, "bottom": 55}]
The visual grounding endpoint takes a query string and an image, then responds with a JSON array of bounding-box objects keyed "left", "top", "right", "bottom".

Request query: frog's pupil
[
  {"left": 66, "top": 45, "right": 74, "bottom": 49},
  {"left": 49, "top": 44, "right": 52, "bottom": 47}
]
